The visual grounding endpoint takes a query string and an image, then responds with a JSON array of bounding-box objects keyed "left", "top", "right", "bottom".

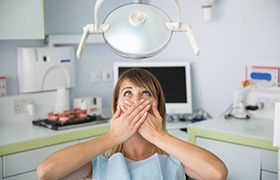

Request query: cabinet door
[
  {"left": 0, "top": 0, "right": 44, "bottom": 40},
  {"left": 0, "top": 157, "right": 3, "bottom": 180},
  {"left": 261, "top": 149, "right": 277, "bottom": 173},
  {"left": 261, "top": 170, "right": 277, "bottom": 180},
  {"left": 4, "top": 171, "right": 37, "bottom": 180},
  {"left": 196, "top": 137, "right": 261, "bottom": 180},
  {"left": 3, "top": 141, "right": 76, "bottom": 178}
]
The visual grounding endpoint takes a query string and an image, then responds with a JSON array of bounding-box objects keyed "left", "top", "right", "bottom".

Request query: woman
[{"left": 37, "top": 68, "right": 228, "bottom": 180}]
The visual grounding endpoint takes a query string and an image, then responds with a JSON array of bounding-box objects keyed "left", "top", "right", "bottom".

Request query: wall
[{"left": 0, "top": 0, "right": 279, "bottom": 118}]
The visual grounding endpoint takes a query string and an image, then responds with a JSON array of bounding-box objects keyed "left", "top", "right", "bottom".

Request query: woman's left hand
[
  {"left": 138, "top": 103, "right": 164, "bottom": 142},
  {"left": 120, "top": 101, "right": 164, "bottom": 142}
]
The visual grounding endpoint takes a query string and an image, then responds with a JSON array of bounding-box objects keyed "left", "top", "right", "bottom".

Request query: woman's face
[{"left": 117, "top": 79, "right": 157, "bottom": 106}]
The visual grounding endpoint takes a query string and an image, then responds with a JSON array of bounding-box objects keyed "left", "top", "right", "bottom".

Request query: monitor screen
[{"left": 113, "top": 62, "right": 192, "bottom": 114}]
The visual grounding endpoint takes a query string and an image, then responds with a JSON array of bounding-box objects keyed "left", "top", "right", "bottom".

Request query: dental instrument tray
[{"left": 32, "top": 115, "right": 108, "bottom": 130}]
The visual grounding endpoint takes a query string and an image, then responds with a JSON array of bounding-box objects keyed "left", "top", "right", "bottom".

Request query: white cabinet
[
  {"left": 261, "top": 149, "right": 278, "bottom": 172},
  {"left": 261, "top": 171, "right": 277, "bottom": 180},
  {"left": 0, "top": 157, "right": 3, "bottom": 180},
  {"left": 4, "top": 171, "right": 37, "bottom": 180},
  {"left": 0, "top": 0, "right": 44, "bottom": 40},
  {"left": 261, "top": 149, "right": 278, "bottom": 180},
  {"left": 196, "top": 137, "right": 262, "bottom": 180},
  {"left": 3, "top": 141, "right": 77, "bottom": 179},
  {"left": 196, "top": 137, "right": 278, "bottom": 180}
]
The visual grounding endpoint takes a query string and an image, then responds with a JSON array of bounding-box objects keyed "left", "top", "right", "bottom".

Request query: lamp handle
[
  {"left": 184, "top": 23, "right": 200, "bottom": 55},
  {"left": 76, "top": 25, "right": 90, "bottom": 59}
]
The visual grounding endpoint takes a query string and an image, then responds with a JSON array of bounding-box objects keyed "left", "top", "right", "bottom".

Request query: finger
[
  {"left": 130, "top": 103, "right": 151, "bottom": 125},
  {"left": 119, "top": 104, "right": 128, "bottom": 112},
  {"left": 124, "top": 99, "right": 145, "bottom": 115},
  {"left": 124, "top": 100, "right": 134, "bottom": 106},
  {"left": 129, "top": 100, "right": 150, "bottom": 119},
  {"left": 134, "top": 111, "right": 148, "bottom": 128},
  {"left": 149, "top": 104, "right": 162, "bottom": 124},
  {"left": 120, "top": 101, "right": 150, "bottom": 131},
  {"left": 119, "top": 99, "right": 134, "bottom": 112},
  {"left": 111, "top": 105, "right": 121, "bottom": 121}
]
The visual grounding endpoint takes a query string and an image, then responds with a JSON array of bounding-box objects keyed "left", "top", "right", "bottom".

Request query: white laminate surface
[
  {"left": 188, "top": 117, "right": 274, "bottom": 141},
  {"left": 0, "top": 120, "right": 109, "bottom": 147}
]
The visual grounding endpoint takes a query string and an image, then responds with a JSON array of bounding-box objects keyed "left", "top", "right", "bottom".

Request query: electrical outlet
[
  {"left": 91, "top": 71, "right": 101, "bottom": 83},
  {"left": 102, "top": 69, "right": 112, "bottom": 81},
  {"left": 13, "top": 100, "right": 24, "bottom": 114},
  {"left": 13, "top": 98, "right": 34, "bottom": 114},
  {"left": 257, "top": 97, "right": 280, "bottom": 111}
]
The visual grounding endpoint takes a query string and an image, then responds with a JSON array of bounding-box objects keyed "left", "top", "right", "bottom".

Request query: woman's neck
[{"left": 122, "top": 134, "right": 155, "bottom": 161}]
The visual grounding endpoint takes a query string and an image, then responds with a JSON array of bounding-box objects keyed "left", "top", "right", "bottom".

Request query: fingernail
[
  {"left": 124, "top": 100, "right": 130, "bottom": 104},
  {"left": 119, "top": 105, "right": 125, "bottom": 110}
]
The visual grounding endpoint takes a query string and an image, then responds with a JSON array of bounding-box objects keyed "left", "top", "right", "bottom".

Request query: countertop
[
  {"left": 188, "top": 117, "right": 278, "bottom": 151},
  {"left": 0, "top": 120, "right": 190, "bottom": 156},
  {"left": 0, "top": 120, "right": 110, "bottom": 156},
  {"left": 2, "top": 117, "right": 276, "bottom": 156}
]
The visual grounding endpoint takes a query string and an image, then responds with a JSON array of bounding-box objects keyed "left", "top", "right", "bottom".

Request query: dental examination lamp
[
  {"left": 197, "top": 0, "right": 216, "bottom": 21},
  {"left": 76, "top": 0, "right": 200, "bottom": 59}
]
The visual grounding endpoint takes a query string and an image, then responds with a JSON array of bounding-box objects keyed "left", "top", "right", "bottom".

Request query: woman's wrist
[
  {"left": 106, "top": 132, "right": 123, "bottom": 147},
  {"left": 150, "top": 130, "right": 168, "bottom": 145}
]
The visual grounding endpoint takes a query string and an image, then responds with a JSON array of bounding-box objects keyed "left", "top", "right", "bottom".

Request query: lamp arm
[
  {"left": 166, "top": 0, "right": 200, "bottom": 55},
  {"left": 184, "top": 23, "right": 200, "bottom": 55},
  {"left": 166, "top": 22, "right": 200, "bottom": 55},
  {"left": 94, "top": 0, "right": 105, "bottom": 31},
  {"left": 76, "top": 25, "right": 91, "bottom": 59},
  {"left": 172, "top": 0, "right": 181, "bottom": 24},
  {"left": 76, "top": 0, "right": 107, "bottom": 59}
]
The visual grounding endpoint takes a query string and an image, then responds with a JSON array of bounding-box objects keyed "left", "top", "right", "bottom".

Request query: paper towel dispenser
[{"left": 17, "top": 47, "right": 75, "bottom": 93}]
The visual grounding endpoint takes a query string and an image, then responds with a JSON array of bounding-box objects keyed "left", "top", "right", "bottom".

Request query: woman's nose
[{"left": 132, "top": 94, "right": 142, "bottom": 101}]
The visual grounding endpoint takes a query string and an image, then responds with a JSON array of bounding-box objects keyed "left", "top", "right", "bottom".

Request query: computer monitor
[{"left": 113, "top": 61, "right": 193, "bottom": 114}]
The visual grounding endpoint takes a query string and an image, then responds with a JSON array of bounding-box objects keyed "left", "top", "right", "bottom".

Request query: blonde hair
[{"left": 108, "top": 68, "right": 167, "bottom": 157}]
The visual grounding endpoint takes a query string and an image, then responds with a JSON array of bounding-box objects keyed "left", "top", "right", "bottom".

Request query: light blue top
[{"left": 92, "top": 152, "right": 186, "bottom": 180}]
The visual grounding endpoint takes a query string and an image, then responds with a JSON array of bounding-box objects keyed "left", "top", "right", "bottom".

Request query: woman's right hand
[{"left": 109, "top": 99, "right": 151, "bottom": 144}]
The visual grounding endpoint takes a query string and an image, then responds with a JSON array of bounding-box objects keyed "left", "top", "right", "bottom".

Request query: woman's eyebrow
[{"left": 121, "top": 86, "right": 132, "bottom": 92}]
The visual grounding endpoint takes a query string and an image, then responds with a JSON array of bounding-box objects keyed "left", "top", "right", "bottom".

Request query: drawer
[
  {"left": 3, "top": 141, "right": 77, "bottom": 177},
  {"left": 261, "top": 170, "right": 277, "bottom": 180},
  {"left": 4, "top": 171, "right": 37, "bottom": 180},
  {"left": 261, "top": 149, "right": 277, "bottom": 172}
]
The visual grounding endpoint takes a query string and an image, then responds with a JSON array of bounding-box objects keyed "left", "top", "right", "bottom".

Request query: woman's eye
[
  {"left": 143, "top": 91, "right": 151, "bottom": 96},
  {"left": 124, "top": 91, "right": 132, "bottom": 96}
]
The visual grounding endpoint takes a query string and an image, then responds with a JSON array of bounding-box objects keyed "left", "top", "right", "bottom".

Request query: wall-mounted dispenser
[{"left": 17, "top": 47, "right": 75, "bottom": 93}]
